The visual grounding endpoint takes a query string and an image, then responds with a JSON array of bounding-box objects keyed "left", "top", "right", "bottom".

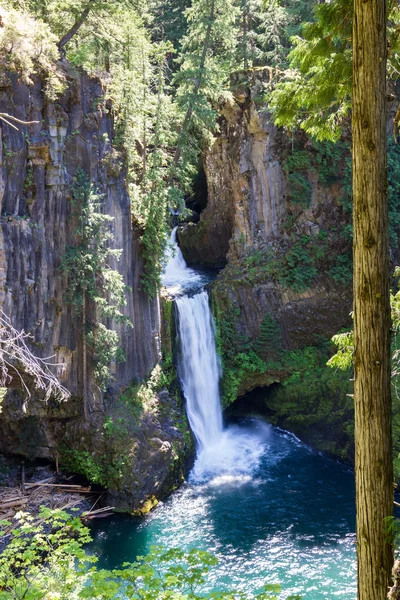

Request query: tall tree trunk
[
  {"left": 242, "top": 9, "right": 248, "bottom": 70},
  {"left": 58, "top": 1, "right": 93, "bottom": 51},
  {"left": 352, "top": 0, "right": 393, "bottom": 598}
]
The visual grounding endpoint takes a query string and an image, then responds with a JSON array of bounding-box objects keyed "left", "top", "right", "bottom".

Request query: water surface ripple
[{"left": 91, "top": 421, "right": 356, "bottom": 599}]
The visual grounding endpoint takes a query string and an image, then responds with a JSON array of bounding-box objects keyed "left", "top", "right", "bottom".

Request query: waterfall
[
  {"left": 163, "top": 227, "right": 266, "bottom": 483},
  {"left": 175, "top": 292, "right": 223, "bottom": 451},
  {"left": 163, "top": 227, "right": 190, "bottom": 284}
]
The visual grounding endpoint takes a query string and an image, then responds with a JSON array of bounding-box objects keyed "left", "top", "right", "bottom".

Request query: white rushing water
[
  {"left": 163, "top": 227, "right": 189, "bottom": 282},
  {"left": 176, "top": 292, "right": 223, "bottom": 451},
  {"left": 162, "top": 227, "right": 206, "bottom": 295},
  {"left": 163, "top": 227, "right": 267, "bottom": 484}
]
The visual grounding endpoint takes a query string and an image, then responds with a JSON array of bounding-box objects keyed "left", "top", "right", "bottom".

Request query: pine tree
[
  {"left": 150, "top": 0, "right": 191, "bottom": 53},
  {"left": 352, "top": 0, "right": 393, "bottom": 596},
  {"left": 269, "top": 0, "right": 400, "bottom": 140},
  {"left": 169, "top": 0, "right": 241, "bottom": 188},
  {"left": 61, "top": 171, "right": 132, "bottom": 418}
]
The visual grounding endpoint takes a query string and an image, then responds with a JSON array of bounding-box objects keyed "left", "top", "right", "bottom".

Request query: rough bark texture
[{"left": 352, "top": 1, "right": 393, "bottom": 597}]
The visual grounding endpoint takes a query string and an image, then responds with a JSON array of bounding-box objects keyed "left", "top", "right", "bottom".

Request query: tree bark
[
  {"left": 352, "top": 0, "right": 393, "bottom": 598},
  {"left": 58, "top": 1, "right": 94, "bottom": 51}
]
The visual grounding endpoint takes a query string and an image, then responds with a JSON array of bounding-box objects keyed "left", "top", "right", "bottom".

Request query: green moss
[
  {"left": 213, "top": 288, "right": 355, "bottom": 460},
  {"left": 263, "top": 345, "right": 354, "bottom": 460},
  {"left": 161, "top": 297, "right": 174, "bottom": 361},
  {"left": 213, "top": 228, "right": 352, "bottom": 295},
  {"left": 282, "top": 139, "right": 349, "bottom": 207}
]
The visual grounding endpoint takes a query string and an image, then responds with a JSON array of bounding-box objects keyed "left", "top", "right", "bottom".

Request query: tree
[
  {"left": 352, "top": 0, "right": 393, "bottom": 597},
  {"left": 169, "top": 0, "right": 240, "bottom": 187},
  {"left": 269, "top": 0, "right": 400, "bottom": 141}
]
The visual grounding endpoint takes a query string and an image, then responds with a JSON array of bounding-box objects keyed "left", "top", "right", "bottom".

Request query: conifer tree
[
  {"left": 169, "top": 0, "right": 240, "bottom": 188},
  {"left": 269, "top": 0, "right": 399, "bottom": 140},
  {"left": 61, "top": 171, "right": 132, "bottom": 418},
  {"left": 352, "top": 0, "right": 393, "bottom": 596}
]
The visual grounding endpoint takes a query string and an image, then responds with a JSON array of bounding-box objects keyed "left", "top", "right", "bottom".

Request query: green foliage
[
  {"left": 60, "top": 170, "right": 132, "bottom": 389},
  {"left": 0, "top": 5, "right": 66, "bottom": 99},
  {"left": 255, "top": 313, "right": 281, "bottom": 357},
  {"left": 61, "top": 447, "right": 110, "bottom": 486},
  {"left": 60, "top": 358, "right": 178, "bottom": 488},
  {"left": 337, "top": 137, "right": 400, "bottom": 246},
  {"left": 387, "top": 138, "right": 400, "bottom": 246},
  {"left": 169, "top": 0, "right": 241, "bottom": 199},
  {"left": 264, "top": 342, "right": 354, "bottom": 459},
  {"left": 150, "top": 0, "right": 191, "bottom": 53},
  {"left": 0, "top": 509, "right": 296, "bottom": 599},
  {"left": 214, "top": 291, "right": 354, "bottom": 457},
  {"left": 326, "top": 331, "right": 354, "bottom": 371},
  {"left": 269, "top": 0, "right": 400, "bottom": 140},
  {"left": 252, "top": 0, "right": 314, "bottom": 69},
  {"left": 222, "top": 350, "right": 268, "bottom": 406},
  {"left": 0, "top": 507, "right": 93, "bottom": 600},
  {"left": 279, "top": 236, "right": 317, "bottom": 292},
  {"left": 328, "top": 253, "right": 353, "bottom": 284},
  {"left": 327, "top": 288, "right": 400, "bottom": 478},
  {"left": 283, "top": 138, "right": 349, "bottom": 206},
  {"left": 269, "top": 0, "right": 352, "bottom": 141}
]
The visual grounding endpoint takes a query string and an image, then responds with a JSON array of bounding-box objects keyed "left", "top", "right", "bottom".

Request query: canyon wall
[
  {"left": 180, "top": 70, "right": 355, "bottom": 460},
  {"left": 0, "top": 66, "right": 191, "bottom": 510}
]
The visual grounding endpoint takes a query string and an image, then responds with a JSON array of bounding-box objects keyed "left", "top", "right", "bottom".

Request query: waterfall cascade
[
  {"left": 92, "top": 228, "right": 357, "bottom": 600},
  {"left": 176, "top": 292, "right": 223, "bottom": 450},
  {"left": 163, "top": 227, "right": 267, "bottom": 482},
  {"left": 163, "top": 227, "right": 190, "bottom": 284}
]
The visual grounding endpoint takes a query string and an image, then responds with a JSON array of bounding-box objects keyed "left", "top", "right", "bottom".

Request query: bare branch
[
  {"left": 0, "top": 113, "right": 39, "bottom": 131},
  {"left": 0, "top": 311, "right": 70, "bottom": 409}
]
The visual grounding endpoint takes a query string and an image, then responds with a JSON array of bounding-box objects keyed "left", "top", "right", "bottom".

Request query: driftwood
[
  {"left": 0, "top": 497, "right": 28, "bottom": 509},
  {"left": 81, "top": 506, "right": 115, "bottom": 520},
  {"left": 25, "top": 483, "right": 92, "bottom": 493}
]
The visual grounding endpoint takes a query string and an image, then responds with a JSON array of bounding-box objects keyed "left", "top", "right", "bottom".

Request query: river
[{"left": 91, "top": 227, "right": 356, "bottom": 599}]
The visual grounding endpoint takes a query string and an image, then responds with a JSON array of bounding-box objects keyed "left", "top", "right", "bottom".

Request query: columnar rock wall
[{"left": 0, "top": 67, "right": 161, "bottom": 454}]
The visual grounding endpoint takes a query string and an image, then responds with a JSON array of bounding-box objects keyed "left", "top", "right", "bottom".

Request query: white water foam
[
  {"left": 189, "top": 422, "right": 272, "bottom": 484},
  {"left": 176, "top": 291, "right": 223, "bottom": 451},
  {"left": 164, "top": 227, "right": 270, "bottom": 483},
  {"left": 162, "top": 227, "right": 205, "bottom": 295}
]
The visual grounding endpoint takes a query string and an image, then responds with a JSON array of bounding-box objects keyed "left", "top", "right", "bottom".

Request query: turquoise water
[{"left": 90, "top": 419, "right": 356, "bottom": 599}]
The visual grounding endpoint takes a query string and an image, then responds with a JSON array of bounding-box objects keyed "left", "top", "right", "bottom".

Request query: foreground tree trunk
[{"left": 352, "top": 0, "right": 393, "bottom": 598}]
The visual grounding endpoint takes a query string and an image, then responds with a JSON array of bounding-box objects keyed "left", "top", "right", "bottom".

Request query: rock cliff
[
  {"left": 0, "top": 66, "right": 191, "bottom": 510},
  {"left": 180, "top": 70, "right": 355, "bottom": 459}
]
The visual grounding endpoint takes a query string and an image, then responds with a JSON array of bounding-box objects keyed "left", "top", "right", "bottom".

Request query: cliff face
[
  {"left": 0, "top": 68, "right": 160, "bottom": 394},
  {"left": 179, "top": 74, "right": 286, "bottom": 265},
  {"left": 0, "top": 67, "right": 192, "bottom": 510},
  {"left": 180, "top": 71, "right": 354, "bottom": 459},
  {"left": 181, "top": 72, "right": 352, "bottom": 358},
  {"left": 180, "top": 71, "right": 351, "bottom": 269}
]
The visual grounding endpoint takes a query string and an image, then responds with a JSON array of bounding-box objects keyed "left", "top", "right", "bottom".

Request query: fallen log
[
  {"left": 84, "top": 512, "right": 114, "bottom": 520},
  {"left": 24, "top": 476, "right": 55, "bottom": 489},
  {"left": 25, "top": 483, "right": 92, "bottom": 492},
  {"left": 82, "top": 506, "right": 115, "bottom": 518},
  {"left": 0, "top": 498, "right": 28, "bottom": 509}
]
